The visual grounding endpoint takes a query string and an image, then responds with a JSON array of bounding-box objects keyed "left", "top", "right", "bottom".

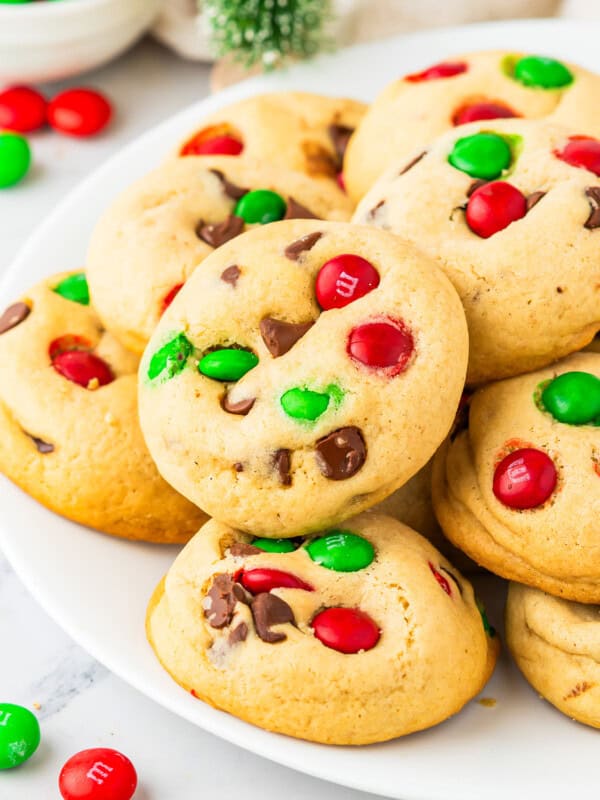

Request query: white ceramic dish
[
  {"left": 0, "top": 0, "right": 160, "bottom": 83},
  {"left": 1, "top": 19, "right": 599, "bottom": 800}
]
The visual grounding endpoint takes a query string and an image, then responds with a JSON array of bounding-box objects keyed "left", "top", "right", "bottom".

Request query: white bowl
[{"left": 0, "top": 0, "right": 161, "bottom": 84}]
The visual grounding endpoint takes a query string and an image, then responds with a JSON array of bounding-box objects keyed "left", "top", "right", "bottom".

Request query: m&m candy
[
  {"left": 448, "top": 132, "right": 512, "bottom": 180},
  {"left": 541, "top": 371, "right": 600, "bottom": 425},
  {"left": 252, "top": 538, "right": 297, "bottom": 553},
  {"left": 347, "top": 319, "right": 414, "bottom": 373},
  {"left": 48, "top": 88, "right": 112, "bottom": 137},
  {"left": 429, "top": 562, "right": 452, "bottom": 596},
  {"left": 453, "top": 101, "right": 518, "bottom": 126},
  {"left": 0, "top": 85, "right": 46, "bottom": 133},
  {"left": 315, "top": 254, "right": 380, "bottom": 310},
  {"left": 234, "top": 189, "right": 286, "bottom": 224},
  {"left": 52, "top": 350, "right": 114, "bottom": 389},
  {"left": 161, "top": 283, "right": 184, "bottom": 313},
  {"left": 0, "top": 703, "right": 40, "bottom": 770},
  {"left": 147, "top": 333, "right": 193, "bottom": 381},
  {"left": 493, "top": 447, "right": 557, "bottom": 509},
  {"left": 512, "top": 55, "right": 573, "bottom": 89},
  {"left": 312, "top": 607, "right": 380, "bottom": 653},
  {"left": 240, "top": 568, "right": 313, "bottom": 593},
  {"left": 306, "top": 530, "right": 375, "bottom": 572},
  {"left": 465, "top": 181, "right": 527, "bottom": 238},
  {"left": 0, "top": 131, "right": 30, "bottom": 188},
  {"left": 53, "top": 272, "right": 90, "bottom": 305},
  {"left": 280, "top": 387, "right": 330, "bottom": 421},
  {"left": 198, "top": 348, "right": 258, "bottom": 381},
  {"left": 405, "top": 61, "right": 468, "bottom": 82},
  {"left": 554, "top": 136, "right": 600, "bottom": 177},
  {"left": 59, "top": 748, "right": 137, "bottom": 800},
  {"left": 182, "top": 133, "right": 243, "bottom": 156}
]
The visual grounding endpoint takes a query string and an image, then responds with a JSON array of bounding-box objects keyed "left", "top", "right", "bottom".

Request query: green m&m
[
  {"left": 541, "top": 371, "right": 600, "bottom": 425},
  {"left": 0, "top": 132, "right": 31, "bottom": 188},
  {"left": 198, "top": 347, "right": 258, "bottom": 381},
  {"left": 234, "top": 189, "right": 286, "bottom": 224},
  {"left": 513, "top": 55, "right": 573, "bottom": 89},
  {"left": 148, "top": 332, "right": 193, "bottom": 381},
  {"left": 0, "top": 703, "right": 40, "bottom": 770},
  {"left": 307, "top": 530, "right": 375, "bottom": 572},
  {"left": 252, "top": 537, "right": 297, "bottom": 553},
  {"left": 280, "top": 387, "right": 330, "bottom": 421},
  {"left": 53, "top": 272, "right": 89, "bottom": 305},
  {"left": 448, "top": 132, "right": 512, "bottom": 180}
]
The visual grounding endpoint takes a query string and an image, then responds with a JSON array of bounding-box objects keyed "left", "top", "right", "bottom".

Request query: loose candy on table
[
  {"left": 234, "top": 189, "right": 286, "bottom": 224},
  {"left": 405, "top": 61, "right": 468, "bottom": 82},
  {"left": 59, "top": 747, "right": 137, "bottom": 800},
  {"left": 493, "top": 447, "right": 557, "bottom": 509},
  {"left": 0, "top": 85, "right": 46, "bottom": 132},
  {"left": 48, "top": 88, "right": 112, "bottom": 137},
  {"left": 465, "top": 180, "right": 527, "bottom": 238},
  {"left": 315, "top": 254, "right": 380, "bottom": 310},
  {"left": 52, "top": 350, "right": 114, "bottom": 389},
  {"left": 347, "top": 319, "right": 414, "bottom": 373},
  {"left": 311, "top": 607, "right": 380, "bottom": 653},
  {"left": 53, "top": 272, "right": 90, "bottom": 305},
  {"left": 541, "top": 371, "right": 600, "bottom": 425},
  {"left": 512, "top": 55, "right": 573, "bottom": 88},
  {"left": 198, "top": 348, "right": 258, "bottom": 381},
  {"left": 448, "top": 132, "right": 512, "bottom": 180},
  {"left": 306, "top": 530, "right": 375, "bottom": 572},
  {"left": 554, "top": 136, "right": 600, "bottom": 177},
  {"left": 0, "top": 702, "right": 40, "bottom": 770},
  {"left": 0, "top": 131, "right": 31, "bottom": 188},
  {"left": 453, "top": 101, "right": 518, "bottom": 126}
]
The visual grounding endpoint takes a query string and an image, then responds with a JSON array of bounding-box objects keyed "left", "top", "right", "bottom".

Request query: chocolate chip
[
  {"left": 205, "top": 574, "right": 241, "bottom": 629},
  {"left": 273, "top": 448, "right": 292, "bottom": 486},
  {"left": 328, "top": 123, "right": 354, "bottom": 164},
  {"left": 220, "top": 265, "right": 241, "bottom": 286},
  {"left": 251, "top": 592, "right": 295, "bottom": 643},
  {"left": 210, "top": 169, "right": 248, "bottom": 200},
  {"left": 284, "top": 231, "right": 322, "bottom": 261},
  {"left": 584, "top": 187, "right": 600, "bottom": 229},
  {"left": 283, "top": 197, "right": 319, "bottom": 220},
  {"left": 399, "top": 150, "right": 426, "bottom": 175},
  {"left": 0, "top": 302, "right": 30, "bottom": 335},
  {"left": 27, "top": 433, "right": 55, "bottom": 454},
  {"left": 315, "top": 426, "right": 366, "bottom": 480},
  {"left": 229, "top": 542, "right": 262, "bottom": 557},
  {"left": 228, "top": 621, "right": 248, "bottom": 645},
  {"left": 259, "top": 317, "right": 314, "bottom": 357},
  {"left": 367, "top": 199, "right": 386, "bottom": 220},
  {"left": 467, "top": 179, "right": 488, "bottom": 197},
  {"left": 526, "top": 191, "right": 546, "bottom": 211},
  {"left": 232, "top": 583, "right": 252, "bottom": 605},
  {"left": 221, "top": 394, "right": 256, "bottom": 415},
  {"left": 197, "top": 215, "right": 244, "bottom": 247},
  {"left": 234, "top": 462, "right": 244, "bottom": 472}
]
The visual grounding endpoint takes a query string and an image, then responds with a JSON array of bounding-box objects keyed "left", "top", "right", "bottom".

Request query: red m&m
[
  {"left": 347, "top": 318, "right": 414, "bottom": 375},
  {"left": 555, "top": 136, "right": 600, "bottom": 177},
  {"left": 161, "top": 283, "right": 183, "bottom": 313},
  {"left": 52, "top": 350, "right": 114, "bottom": 389},
  {"left": 466, "top": 181, "right": 527, "bottom": 238},
  {"left": 312, "top": 607, "right": 380, "bottom": 654},
  {"left": 405, "top": 61, "right": 468, "bottom": 82},
  {"left": 240, "top": 568, "right": 313, "bottom": 594},
  {"left": 59, "top": 748, "right": 137, "bottom": 800},
  {"left": 453, "top": 101, "right": 518, "bottom": 126},
  {"left": 182, "top": 133, "right": 243, "bottom": 156},
  {"left": 48, "top": 89, "right": 112, "bottom": 137},
  {"left": 493, "top": 447, "right": 557, "bottom": 509},
  {"left": 429, "top": 562, "right": 452, "bottom": 596},
  {"left": 0, "top": 85, "right": 46, "bottom": 133},
  {"left": 315, "top": 254, "right": 380, "bottom": 310}
]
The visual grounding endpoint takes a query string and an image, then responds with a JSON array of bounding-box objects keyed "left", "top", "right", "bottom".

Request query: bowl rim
[{"left": 0, "top": 0, "right": 147, "bottom": 19}]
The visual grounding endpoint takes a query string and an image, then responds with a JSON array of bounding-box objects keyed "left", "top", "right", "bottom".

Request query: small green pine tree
[{"left": 203, "top": 0, "right": 333, "bottom": 70}]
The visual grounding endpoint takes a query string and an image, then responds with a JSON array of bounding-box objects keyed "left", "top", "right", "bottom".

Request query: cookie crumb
[
  {"left": 87, "top": 377, "right": 100, "bottom": 390},
  {"left": 477, "top": 697, "right": 497, "bottom": 708},
  {"left": 32, "top": 702, "right": 41, "bottom": 710}
]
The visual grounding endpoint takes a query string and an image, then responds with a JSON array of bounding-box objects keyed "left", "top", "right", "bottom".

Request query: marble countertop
[{"left": 0, "top": 39, "right": 378, "bottom": 800}]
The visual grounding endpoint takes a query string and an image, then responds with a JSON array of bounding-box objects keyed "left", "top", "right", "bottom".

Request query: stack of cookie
[{"left": 0, "top": 50, "right": 599, "bottom": 743}]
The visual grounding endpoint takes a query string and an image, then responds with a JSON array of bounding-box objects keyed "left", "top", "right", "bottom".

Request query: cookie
[
  {"left": 173, "top": 92, "right": 367, "bottom": 185},
  {"left": 138, "top": 219, "right": 468, "bottom": 537},
  {"left": 353, "top": 118, "right": 600, "bottom": 384},
  {"left": 506, "top": 582, "right": 600, "bottom": 729},
  {"left": 147, "top": 512, "right": 498, "bottom": 744},
  {"left": 432, "top": 352, "right": 600, "bottom": 602},
  {"left": 345, "top": 50, "right": 600, "bottom": 202},
  {"left": 87, "top": 157, "right": 353, "bottom": 354},
  {"left": 0, "top": 272, "right": 207, "bottom": 542}
]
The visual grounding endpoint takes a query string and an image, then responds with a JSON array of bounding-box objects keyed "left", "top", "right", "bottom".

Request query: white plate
[{"left": 1, "top": 19, "right": 599, "bottom": 800}]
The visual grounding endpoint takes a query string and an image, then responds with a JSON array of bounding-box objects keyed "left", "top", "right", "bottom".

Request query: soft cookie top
[
  {"left": 433, "top": 351, "right": 600, "bottom": 602},
  {"left": 138, "top": 220, "right": 468, "bottom": 537},
  {"left": 87, "top": 156, "right": 353, "bottom": 354},
  {"left": 354, "top": 118, "right": 600, "bottom": 384},
  {"left": 0, "top": 272, "right": 207, "bottom": 542},
  {"left": 146, "top": 512, "right": 498, "bottom": 744},
  {"left": 345, "top": 50, "right": 600, "bottom": 202},
  {"left": 172, "top": 91, "right": 367, "bottom": 186}
]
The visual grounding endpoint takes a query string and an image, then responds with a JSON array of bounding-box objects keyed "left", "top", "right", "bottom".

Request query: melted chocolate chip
[
  {"left": 328, "top": 123, "right": 354, "bottom": 164},
  {"left": 467, "top": 179, "right": 488, "bottom": 197},
  {"left": 260, "top": 317, "right": 314, "bottom": 357},
  {"left": 228, "top": 621, "right": 248, "bottom": 645},
  {"left": 315, "top": 426, "right": 366, "bottom": 480},
  {"left": 399, "top": 150, "right": 426, "bottom": 175},
  {"left": 210, "top": 169, "right": 248, "bottom": 200},
  {"left": 229, "top": 542, "right": 262, "bottom": 557},
  {"left": 273, "top": 448, "right": 292, "bottom": 486},
  {"left": 197, "top": 215, "right": 244, "bottom": 247},
  {"left": 234, "top": 462, "right": 244, "bottom": 472},
  {"left": 584, "top": 187, "right": 600, "bottom": 229},
  {"left": 221, "top": 394, "right": 256, "bottom": 415},
  {"left": 251, "top": 592, "right": 295, "bottom": 643},
  {"left": 302, "top": 141, "right": 338, "bottom": 178},
  {"left": 526, "top": 191, "right": 546, "bottom": 211},
  {"left": 0, "top": 302, "right": 30, "bottom": 335},
  {"left": 27, "top": 433, "right": 55, "bottom": 454},
  {"left": 220, "top": 265, "right": 241, "bottom": 286},
  {"left": 284, "top": 231, "right": 323, "bottom": 261},
  {"left": 284, "top": 197, "right": 319, "bottom": 220},
  {"left": 205, "top": 574, "right": 242, "bottom": 629}
]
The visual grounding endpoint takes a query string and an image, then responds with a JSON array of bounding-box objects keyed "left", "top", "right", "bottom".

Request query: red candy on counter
[
  {"left": 312, "top": 607, "right": 380, "bottom": 653},
  {"left": 405, "top": 61, "right": 468, "bottom": 82},
  {"left": 181, "top": 133, "right": 243, "bottom": 156},
  {"left": 59, "top": 748, "right": 137, "bottom": 800},
  {"left": 48, "top": 88, "right": 112, "bottom": 137},
  {"left": 466, "top": 181, "right": 527, "bottom": 238},
  {"left": 453, "top": 101, "right": 518, "bottom": 126},
  {"left": 347, "top": 319, "right": 414, "bottom": 374},
  {"left": 554, "top": 135, "right": 600, "bottom": 177},
  {"left": 52, "top": 350, "right": 114, "bottom": 388},
  {"left": 0, "top": 85, "right": 47, "bottom": 133},
  {"left": 240, "top": 568, "right": 313, "bottom": 594},
  {"left": 315, "top": 254, "right": 380, "bottom": 310},
  {"left": 493, "top": 447, "right": 557, "bottom": 509}
]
